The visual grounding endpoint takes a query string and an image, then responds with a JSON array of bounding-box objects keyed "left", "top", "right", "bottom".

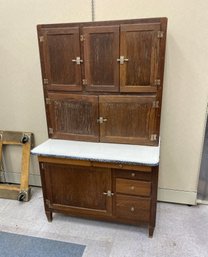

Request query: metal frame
[{"left": 0, "top": 130, "right": 33, "bottom": 201}]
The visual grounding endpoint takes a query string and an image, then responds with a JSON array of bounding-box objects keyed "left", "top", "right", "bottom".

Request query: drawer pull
[
  {"left": 130, "top": 206, "right": 135, "bottom": 212},
  {"left": 131, "top": 173, "right": 135, "bottom": 177},
  {"left": 130, "top": 186, "right": 135, "bottom": 190}
]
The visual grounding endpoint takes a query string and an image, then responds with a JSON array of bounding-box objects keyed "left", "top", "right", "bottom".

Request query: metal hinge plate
[
  {"left": 153, "top": 101, "right": 159, "bottom": 108},
  {"left": 154, "top": 79, "right": 161, "bottom": 86},
  {"left": 48, "top": 128, "right": 53, "bottom": 135},
  {"left": 157, "top": 31, "right": 164, "bottom": 38},
  {"left": 80, "top": 35, "right": 85, "bottom": 41},
  {"left": 150, "top": 134, "right": 157, "bottom": 141},
  {"left": 46, "top": 98, "right": 51, "bottom": 105},
  {"left": 82, "top": 79, "right": 87, "bottom": 85},
  {"left": 43, "top": 78, "right": 49, "bottom": 84},
  {"left": 39, "top": 36, "right": 44, "bottom": 42}
]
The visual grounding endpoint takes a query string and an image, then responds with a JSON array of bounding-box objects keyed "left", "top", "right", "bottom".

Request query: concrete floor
[{"left": 0, "top": 187, "right": 208, "bottom": 257}]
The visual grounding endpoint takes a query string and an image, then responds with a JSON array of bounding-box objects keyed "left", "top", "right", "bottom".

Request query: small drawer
[
  {"left": 116, "top": 178, "right": 151, "bottom": 196},
  {"left": 115, "top": 194, "right": 150, "bottom": 222},
  {"left": 113, "top": 169, "right": 152, "bottom": 181}
]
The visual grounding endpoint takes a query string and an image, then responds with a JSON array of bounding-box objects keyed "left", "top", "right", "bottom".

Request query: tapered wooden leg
[
  {"left": 45, "top": 211, "right": 53, "bottom": 222},
  {"left": 148, "top": 226, "right": 155, "bottom": 238}
]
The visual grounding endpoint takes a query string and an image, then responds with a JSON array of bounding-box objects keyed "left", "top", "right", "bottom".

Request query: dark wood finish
[
  {"left": 116, "top": 178, "right": 151, "bottom": 196},
  {"left": 99, "top": 95, "right": 158, "bottom": 145},
  {"left": 83, "top": 25, "right": 119, "bottom": 92},
  {"left": 46, "top": 93, "right": 99, "bottom": 141},
  {"left": 38, "top": 156, "right": 159, "bottom": 237},
  {"left": 37, "top": 18, "right": 167, "bottom": 145},
  {"left": 43, "top": 163, "right": 112, "bottom": 215},
  {"left": 40, "top": 27, "right": 82, "bottom": 91},
  {"left": 120, "top": 23, "right": 160, "bottom": 93},
  {"left": 115, "top": 195, "right": 150, "bottom": 222},
  {"left": 36, "top": 18, "right": 167, "bottom": 237}
]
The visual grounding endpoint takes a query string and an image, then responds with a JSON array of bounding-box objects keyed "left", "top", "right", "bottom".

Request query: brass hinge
[
  {"left": 48, "top": 128, "right": 53, "bottom": 135},
  {"left": 43, "top": 78, "right": 49, "bottom": 84},
  {"left": 45, "top": 199, "right": 52, "bottom": 208},
  {"left": 150, "top": 134, "right": 157, "bottom": 141},
  {"left": 157, "top": 31, "right": 164, "bottom": 38},
  {"left": 153, "top": 101, "right": 159, "bottom": 108},
  {"left": 39, "top": 36, "right": 44, "bottom": 42},
  {"left": 40, "top": 163, "right": 45, "bottom": 170},
  {"left": 80, "top": 35, "right": 85, "bottom": 41},
  {"left": 82, "top": 79, "right": 87, "bottom": 85},
  {"left": 154, "top": 79, "right": 161, "bottom": 86},
  {"left": 46, "top": 98, "right": 51, "bottom": 105}
]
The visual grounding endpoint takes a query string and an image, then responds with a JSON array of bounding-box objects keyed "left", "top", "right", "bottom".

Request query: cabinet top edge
[{"left": 37, "top": 17, "right": 168, "bottom": 30}]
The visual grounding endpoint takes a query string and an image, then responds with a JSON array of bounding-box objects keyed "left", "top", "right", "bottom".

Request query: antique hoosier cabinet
[{"left": 32, "top": 17, "right": 167, "bottom": 237}]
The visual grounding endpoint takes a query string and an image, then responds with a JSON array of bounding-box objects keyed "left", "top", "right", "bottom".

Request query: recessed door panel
[
  {"left": 120, "top": 23, "right": 161, "bottom": 92},
  {"left": 42, "top": 27, "right": 82, "bottom": 91},
  {"left": 83, "top": 25, "right": 119, "bottom": 92},
  {"left": 99, "top": 95, "right": 158, "bottom": 145},
  {"left": 47, "top": 93, "right": 99, "bottom": 141}
]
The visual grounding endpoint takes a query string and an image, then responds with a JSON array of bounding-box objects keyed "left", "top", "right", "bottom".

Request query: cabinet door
[
  {"left": 99, "top": 95, "right": 158, "bottom": 145},
  {"left": 41, "top": 27, "right": 82, "bottom": 91},
  {"left": 46, "top": 93, "right": 99, "bottom": 142},
  {"left": 120, "top": 23, "right": 161, "bottom": 93},
  {"left": 43, "top": 163, "right": 112, "bottom": 216},
  {"left": 83, "top": 25, "right": 119, "bottom": 92}
]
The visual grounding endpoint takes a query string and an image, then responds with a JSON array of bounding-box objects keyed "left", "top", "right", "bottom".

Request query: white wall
[{"left": 0, "top": 0, "right": 208, "bottom": 204}]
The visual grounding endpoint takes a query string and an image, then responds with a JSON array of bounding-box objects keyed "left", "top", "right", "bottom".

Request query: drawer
[
  {"left": 113, "top": 169, "right": 152, "bottom": 181},
  {"left": 115, "top": 195, "right": 150, "bottom": 222},
  {"left": 116, "top": 178, "right": 151, "bottom": 196}
]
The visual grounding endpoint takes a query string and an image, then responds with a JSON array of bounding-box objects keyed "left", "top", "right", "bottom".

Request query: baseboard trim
[{"left": 158, "top": 188, "right": 197, "bottom": 205}]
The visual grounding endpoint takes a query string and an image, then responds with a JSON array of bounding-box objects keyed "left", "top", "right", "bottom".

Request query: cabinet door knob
[
  {"left": 131, "top": 172, "right": 135, "bottom": 177},
  {"left": 117, "top": 56, "right": 129, "bottom": 64},
  {"left": 130, "top": 206, "right": 135, "bottom": 212},
  {"left": 130, "top": 186, "right": 135, "bottom": 190},
  {"left": 103, "top": 190, "right": 114, "bottom": 197},
  {"left": 72, "top": 57, "right": 83, "bottom": 65}
]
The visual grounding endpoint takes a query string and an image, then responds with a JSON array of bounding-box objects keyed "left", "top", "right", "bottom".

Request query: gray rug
[{"left": 0, "top": 231, "right": 85, "bottom": 257}]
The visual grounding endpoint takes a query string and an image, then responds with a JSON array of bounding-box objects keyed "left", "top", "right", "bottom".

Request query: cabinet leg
[
  {"left": 148, "top": 226, "right": 155, "bottom": 238},
  {"left": 45, "top": 211, "right": 53, "bottom": 222}
]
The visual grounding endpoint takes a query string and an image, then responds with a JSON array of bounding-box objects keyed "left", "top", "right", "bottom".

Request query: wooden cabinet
[
  {"left": 35, "top": 17, "right": 167, "bottom": 237},
  {"left": 38, "top": 18, "right": 167, "bottom": 146},
  {"left": 38, "top": 152, "right": 158, "bottom": 237}
]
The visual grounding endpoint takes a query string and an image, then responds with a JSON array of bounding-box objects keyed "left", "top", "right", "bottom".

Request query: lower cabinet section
[{"left": 38, "top": 156, "right": 158, "bottom": 237}]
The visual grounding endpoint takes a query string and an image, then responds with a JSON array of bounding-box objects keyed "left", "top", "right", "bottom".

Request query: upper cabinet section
[
  {"left": 37, "top": 18, "right": 167, "bottom": 94},
  {"left": 83, "top": 25, "right": 120, "bottom": 92},
  {"left": 119, "top": 23, "right": 161, "bottom": 93},
  {"left": 39, "top": 27, "right": 82, "bottom": 92}
]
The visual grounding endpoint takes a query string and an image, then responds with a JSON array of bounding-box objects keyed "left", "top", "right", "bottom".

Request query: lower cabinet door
[{"left": 43, "top": 163, "right": 112, "bottom": 216}]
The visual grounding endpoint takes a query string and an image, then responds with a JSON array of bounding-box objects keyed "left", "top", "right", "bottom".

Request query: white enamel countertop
[{"left": 31, "top": 139, "right": 160, "bottom": 166}]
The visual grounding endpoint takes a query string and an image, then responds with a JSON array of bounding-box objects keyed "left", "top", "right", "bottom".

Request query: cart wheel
[
  {"left": 18, "top": 192, "right": 26, "bottom": 201},
  {"left": 20, "top": 134, "right": 29, "bottom": 144}
]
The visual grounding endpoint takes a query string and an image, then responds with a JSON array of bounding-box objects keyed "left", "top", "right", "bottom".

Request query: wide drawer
[
  {"left": 116, "top": 178, "right": 151, "bottom": 196},
  {"left": 115, "top": 195, "right": 150, "bottom": 222}
]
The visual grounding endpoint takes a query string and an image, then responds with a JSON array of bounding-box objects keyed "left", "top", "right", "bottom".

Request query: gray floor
[{"left": 0, "top": 187, "right": 208, "bottom": 257}]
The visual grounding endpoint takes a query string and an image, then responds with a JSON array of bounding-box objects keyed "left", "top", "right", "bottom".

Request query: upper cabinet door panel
[
  {"left": 83, "top": 25, "right": 119, "bottom": 92},
  {"left": 99, "top": 95, "right": 159, "bottom": 146},
  {"left": 41, "top": 27, "right": 82, "bottom": 91},
  {"left": 46, "top": 93, "right": 99, "bottom": 142},
  {"left": 120, "top": 23, "right": 161, "bottom": 93}
]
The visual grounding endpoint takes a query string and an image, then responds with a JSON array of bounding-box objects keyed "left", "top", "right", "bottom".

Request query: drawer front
[
  {"left": 116, "top": 178, "right": 151, "bottom": 196},
  {"left": 114, "top": 169, "right": 152, "bottom": 181},
  {"left": 115, "top": 195, "right": 150, "bottom": 222}
]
